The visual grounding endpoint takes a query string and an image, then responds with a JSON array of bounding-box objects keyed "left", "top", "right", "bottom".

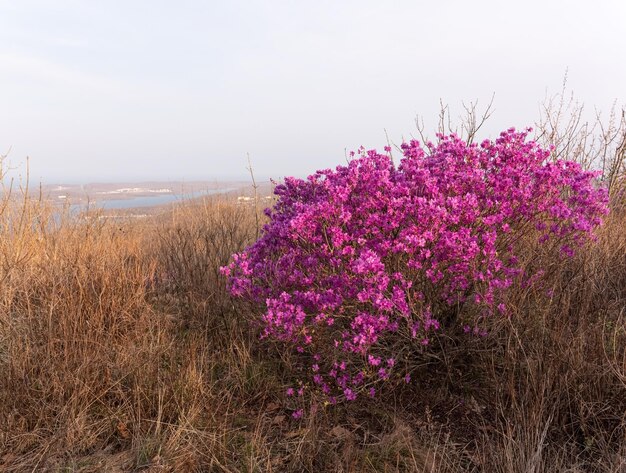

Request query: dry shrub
[
  {"left": 471, "top": 214, "right": 624, "bottom": 472},
  {"left": 0, "top": 190, "right": 274, "bottom": 472},
  {"left": 398, "top": 209, "right": 626, "bottom": 472},
  {"left": 150, "top": 198, "right": 257, "bottom": 328},
  {"left": 1, "top": 204, "right": 167, "bottom": 465}
]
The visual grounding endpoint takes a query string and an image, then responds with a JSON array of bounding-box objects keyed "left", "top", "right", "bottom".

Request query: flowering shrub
[{"left": 221, "top": 128, "right": 609, "bottom": 405}]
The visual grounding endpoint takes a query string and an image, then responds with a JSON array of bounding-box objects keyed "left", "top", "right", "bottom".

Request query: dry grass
[{"left": 0, "top": 182, "right": 624, "bottom": 472}]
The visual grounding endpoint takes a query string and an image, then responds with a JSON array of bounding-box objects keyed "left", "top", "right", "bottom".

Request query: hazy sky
[{"left": 0, "top": 0, "right": 624, "bottom": 183}]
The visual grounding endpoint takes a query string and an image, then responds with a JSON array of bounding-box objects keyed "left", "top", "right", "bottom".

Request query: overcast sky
[{"left": 0, "top": 0, "right": 624, "bottom": 183}]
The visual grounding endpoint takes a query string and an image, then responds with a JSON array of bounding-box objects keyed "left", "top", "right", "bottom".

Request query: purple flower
[{"left": 367, "top": 355, "right": 381, "bottom": 366}]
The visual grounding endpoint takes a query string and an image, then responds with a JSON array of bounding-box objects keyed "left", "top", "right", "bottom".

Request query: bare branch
[{"left": 246, "top": 153, "right": 260, "bottom": 239}]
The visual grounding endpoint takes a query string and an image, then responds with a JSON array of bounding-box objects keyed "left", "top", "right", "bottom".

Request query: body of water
[{"left": 70, "top": 189, "right": 232, "bottom": 212}]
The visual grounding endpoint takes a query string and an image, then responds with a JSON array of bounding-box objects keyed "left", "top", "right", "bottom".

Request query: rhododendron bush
[{"left": 221, "top": 128, "right": 609, "bottom": 406}]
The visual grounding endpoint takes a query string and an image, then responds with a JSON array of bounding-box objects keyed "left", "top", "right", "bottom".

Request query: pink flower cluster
[{"left": 221, "top": 128, "right": 608, "bottom": 403}]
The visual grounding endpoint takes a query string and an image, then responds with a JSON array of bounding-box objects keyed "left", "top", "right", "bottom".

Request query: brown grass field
[
  {"left": 2, "top": 100, "right": 626, "bottom": 471},
  {"left": 0, "top": 181, "right": 624, "bottom": 472}
]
